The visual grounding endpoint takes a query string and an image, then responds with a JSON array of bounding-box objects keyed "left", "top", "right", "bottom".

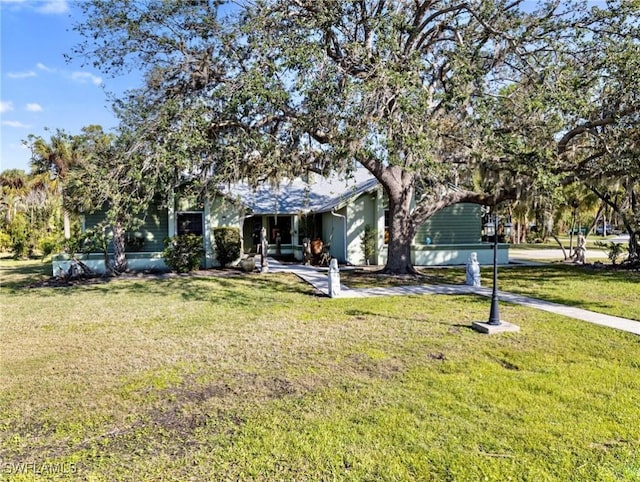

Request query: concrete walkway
[{"left": 266, "top": 258, "right": 640, "bottom": 336}]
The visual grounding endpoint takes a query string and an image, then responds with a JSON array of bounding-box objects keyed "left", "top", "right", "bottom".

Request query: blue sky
[
  {"left": 1, "top": 0, "right": 138, "bottom": 173},
  {"left": 1, "top": 0, "right": 608, "bottom": 174}
]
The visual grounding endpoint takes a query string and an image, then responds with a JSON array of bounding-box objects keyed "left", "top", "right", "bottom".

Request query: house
[{"left": 52, "top": 168, "right": 508, "bottom": 274}]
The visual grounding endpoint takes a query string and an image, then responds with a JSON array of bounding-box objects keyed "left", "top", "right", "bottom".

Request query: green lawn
[
  {"left": 342, "top": 264, "right": 640, "bottom": 321},
  {"left": 1, "top": 260, "right": 639, "bottom": 481}
]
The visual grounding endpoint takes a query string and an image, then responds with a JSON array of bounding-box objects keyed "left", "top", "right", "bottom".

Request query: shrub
[
  {"left": 38, "top": 233, "right": 64, "bottom": 259},
  {"left": 214, "top": 227, "right": 241, "bottom": 267},
  {"left": 8, "top": 215, "right": 29, "bottom": 258},
  {"left": 162, "top": 234, "right": 204, "bottom": 273},
  {"left": 594, "top": 240, "right": 627, "bottom": 265},
  {"left": 525, "top": 231, "right": 543, "bottom": 244},
  {"left": 0, "top": 231, "right": 11, "bottom": 252},
  {"left": 360, "top": 224, "right": 377, "bottom": 265}
]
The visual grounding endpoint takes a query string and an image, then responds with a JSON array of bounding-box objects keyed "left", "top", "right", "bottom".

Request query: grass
[
  {"left": 1, "top": 259, "right": 639, "bottom": 481},
  {"left": 341, "top": 264, "right": 640, "bottom": 321}
]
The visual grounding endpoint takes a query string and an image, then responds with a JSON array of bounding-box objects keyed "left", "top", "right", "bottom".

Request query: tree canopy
[
  {"left": 552, "top": 17, "right": 640, "bottom": 260},
  {"left": 72, "top": 0, "right": 640, "bottom": 271}
]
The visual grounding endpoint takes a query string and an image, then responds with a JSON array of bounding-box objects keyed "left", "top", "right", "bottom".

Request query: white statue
[
  {"left": 465, "top": 252, "right": 481, "bottom": 287},
  {"left": 328, "top": 258, "right": 341, "bottom": 297}
]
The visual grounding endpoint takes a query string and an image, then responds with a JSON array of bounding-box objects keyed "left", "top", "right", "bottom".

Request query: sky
[
  {"left": 1, "top": 0, "right": 609, "bottom": 174},
  {"left": 0, "top": 0, "right": 139, "bottom": 173}
]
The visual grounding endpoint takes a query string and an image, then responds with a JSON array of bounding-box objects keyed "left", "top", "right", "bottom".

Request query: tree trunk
[
  {"left": 63, "top": 210, "right": 71, "bottom": 239},
  {"left": 384, "top": 226, "right": 415, "bottom": 274},
  {"left": 111, "top": 220, "right": 128, "bottom": 274},
  {"left": 382, "top": 180, "right": 417, "bottom": 275},
  {"left": 363, "top": 163, "right": 507, "bottom": 275},
  {"left": 569, "top": 209, "right": 578, "bottom": 258},
  {"left": 628, "top": 233, "right": 639, "bottom": 263},
  {"left": 59, "top": 183, "right": 71, "bottom": 239},
  {"left": 550, "top": 232, "right": 569, "bottom": 260}
]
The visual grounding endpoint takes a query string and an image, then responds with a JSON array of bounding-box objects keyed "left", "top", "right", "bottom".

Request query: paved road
[{"left": 509, "top": 248, "right": 609, "bottom": 261}]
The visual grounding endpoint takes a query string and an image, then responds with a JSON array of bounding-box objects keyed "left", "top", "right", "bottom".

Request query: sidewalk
[{"left": 266, "top": 258, "right": 640, "bottom": 336}]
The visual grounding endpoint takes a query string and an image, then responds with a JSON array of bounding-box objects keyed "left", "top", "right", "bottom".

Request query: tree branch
[
  {"left": 557, "top": 106, "right": 639, "bottom": 154},
  {"left": 412, "top": 187, "right": 517, "bottom": 225}
]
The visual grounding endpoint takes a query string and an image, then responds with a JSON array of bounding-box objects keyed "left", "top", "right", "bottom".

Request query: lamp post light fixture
[{"left": 504, "top": 222, "right": 513, "bottom": 242}]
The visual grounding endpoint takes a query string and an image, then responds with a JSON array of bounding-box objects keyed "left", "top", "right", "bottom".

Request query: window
[
  {"left": 177, "top": 212, "right": 203, "bottom": 236},
  {"left": 299, "top": 213, "right": 322, "bottom": 241},
  {"left": 268, "top": 216, "right": 292, "bottom": 244}
]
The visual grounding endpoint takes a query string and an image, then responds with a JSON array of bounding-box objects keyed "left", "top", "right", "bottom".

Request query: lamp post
[
  {"left": 483, "top": 216, "right": 513, "bottom": 325},
  {"left": 484, "top": 212, "right": 501, "bottom": 325},
  {"left": 473, "top": 214, "right": 519, "bottom": 334}
]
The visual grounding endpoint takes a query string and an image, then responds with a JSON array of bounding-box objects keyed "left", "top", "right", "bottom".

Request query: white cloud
[
  {"left": 0, "top": 101, "right": 14, "bottom": 113},
  {"left": 36, "top": 63, "right": 55, "bottom": 73},
  {"left": 7, "top": 64, "right": 103, "bottom": 88},
  {"left": 35, "top": 0, "right": 69, "bottom": 14},
  {"left": 25, "top": 103, "right": 43, "bottom": 112},
  {"left": 2, "top": 120, "right": 30, "bottom": 128},
  {"left": 6, "top": 64, "right": 55, "bottom": 83},
  {"left": 7, "top": 71, "right": 37, "bottom": 79},
  {"left": 71, "top": 71, "right": 103, "bottom": 86},
  {"left": 0, "top": 0, "right": 68, "bottom": 14}
]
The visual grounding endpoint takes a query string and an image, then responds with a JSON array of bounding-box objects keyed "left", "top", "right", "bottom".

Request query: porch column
[
  {"left": 292, "top": 215, "right": 301, "bottom": 261},
  {"left": 374, "top": 186, "right": 385, "bottom": 265},
  {"left": 292, "top": 215, "right": 299, "bottom": 246}
]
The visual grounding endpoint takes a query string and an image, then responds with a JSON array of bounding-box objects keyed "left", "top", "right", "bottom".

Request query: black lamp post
[
  {"left": 484, "top": 213, "right": 501, "bottom": 325},
  {"left": 473, "top": 215, "right": 518, "bottom": 335}
]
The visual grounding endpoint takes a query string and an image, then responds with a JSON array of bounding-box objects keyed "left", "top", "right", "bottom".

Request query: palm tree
[
  {"left": 0, "top": 169, "right": 29, "bottom": 224},
  {"left": 26, "top": 130, "right": 78, "bottom": 239}
]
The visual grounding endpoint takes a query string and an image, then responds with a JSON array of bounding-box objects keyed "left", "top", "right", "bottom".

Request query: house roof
[{"left": 225, "top": 168, "right": 378, "bottom": 215}]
